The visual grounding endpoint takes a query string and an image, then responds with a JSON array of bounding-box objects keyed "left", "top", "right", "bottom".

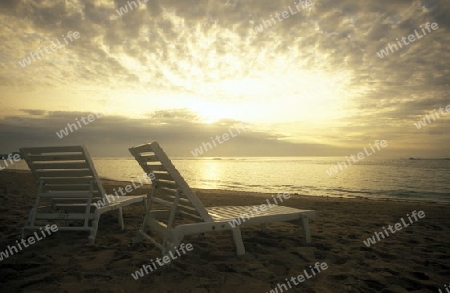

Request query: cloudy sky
[{"left": 0, "top": 0, "right": 449, "bottom": 157}]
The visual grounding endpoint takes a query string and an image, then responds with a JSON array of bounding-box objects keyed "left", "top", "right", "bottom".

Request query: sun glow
[
  {"left": 189, "top": 101, "right": 236, "bottom": 124},
  {"left": 185, "top": 68, "right": 352, "bottom": 124}
]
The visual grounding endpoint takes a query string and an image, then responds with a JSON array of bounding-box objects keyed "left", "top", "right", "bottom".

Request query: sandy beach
[{"left": 0, "top": 169, "right": 449, "bottom": 293}]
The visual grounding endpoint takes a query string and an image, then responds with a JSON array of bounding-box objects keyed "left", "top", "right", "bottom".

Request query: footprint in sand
[
  {"left": 387, "top": 276, "right": 437, "bottom": 291},
  {"left": 363, "top": 279, "right": 386, "bottom": 291},
  {"left": 328, "top": 274, "right": 348, "bottom": 281},
  {"left": 375, "top": 251, "right": 398, "bottom": 260},
  {"left": 314, "top": 251, "right": 327, "bottom": 259},
  {"left": 334, "top": 257, "right": 348, "bottom": 265},
  {"left": 364, "top": 253, "right": 377, "bottom": 260},
  {"left": 409, "top": 271, "right": 430, "bottom": 280}
]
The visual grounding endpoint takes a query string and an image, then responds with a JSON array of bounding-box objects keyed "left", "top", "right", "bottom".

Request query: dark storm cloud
[
  {"left": 0, "top": 109, "right": 341, "bottom": 157},
  {"left": 20, "top": 109, "right": 47, "bottom": 116}
]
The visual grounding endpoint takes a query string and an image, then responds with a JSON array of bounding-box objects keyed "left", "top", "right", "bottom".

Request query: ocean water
[{"left": 9, "top": 157, "right": 450, "bottom": 203}]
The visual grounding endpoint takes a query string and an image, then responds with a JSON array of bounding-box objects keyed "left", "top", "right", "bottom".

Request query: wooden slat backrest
[
  {"left": 129, "top": 142, "right": 213, "bottom": 222},
  {"left": 20, "top": 145, "right": 106, "bottom": 198}
]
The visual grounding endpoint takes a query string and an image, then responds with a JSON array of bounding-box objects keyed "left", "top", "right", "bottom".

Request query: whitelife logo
[
  {"left": 18, "top": 31, "right": 80, "bottom": 68},
  {"left": 325, "top": 140, "right": 388, "bottom": 176},
  {"left": 438, "top": 283, "right": 450, "bottom": 293},
  {"left": 377, "top": 22, "right": 439, "bottom": 58},
  {"left": 228, "top": 193, "right": 290, "bottom": 228},
  {"left": 190, "top": 124, "right": 247, "bottom": 157},
  {"left": 131, "top": 243, "right": 193, "bottom": 280},
  {"left": 55, "top": 102, "right": 117, "bottom": 139},
  {"left": 0, "top": 224, "right": 58, "bottom": 261},
  {"left": 413, "top": 104, "right": 450, "bottom": 129},
  {"left": 363, "top": 210, "right": 425, "bottom": 247},
  {"left": 253, "top": 0, "right": 312, "bottom": 34},
  {"left": 266, "top": 262, "right": 328, "bottom": 293},
  {"left": 0, "top": 153, "right": 21, "bottom": 171},
  {"left": 92, "top": 172, "right": 155, "bottom": 209},
  {"left": 116, "top": 0, "right": 148, "bottom": 16}
]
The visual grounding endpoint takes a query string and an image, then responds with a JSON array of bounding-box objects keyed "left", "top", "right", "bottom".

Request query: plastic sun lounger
[
  {"left": 129, "top": 141, "right": 316, "bottom": 256},
  {"left": 20, "top": 145, "right": 147, "bottom": 243}
]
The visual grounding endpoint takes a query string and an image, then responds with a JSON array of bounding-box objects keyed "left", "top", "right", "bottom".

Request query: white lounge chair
[
  {"left": 129, "top": 142, "right": 316, "bottom": 256},
  {"left": 20, "top": 145, "right": 146, "bottom": 243}
]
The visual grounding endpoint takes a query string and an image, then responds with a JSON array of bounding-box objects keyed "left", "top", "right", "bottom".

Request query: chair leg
[
  {"left": 21, "top": 226, "right": 27, "bottom": 239},
  {"left": 171, "top": 230, "right": 182, "bottom": 249},
  {"left": 117, "top": 207, "right": 124, "bottom": 230},
  {"left": 261, "top": 223, "right": 268, "bottom": 233},
  {"left": 22, "top": 210, "right": 34, "bottom": 239},
  {"left": 231, "top": 227, "right": 245, "bottom": 255},
  {"left": 89, "top": 210, "right": 101, "bottom": 244},
  {"left": 132, "top": 231, "right": 144, "bottom": 244},
  {"left": 133, "top": 188, "right": 156, "bottom": 245},
  {"left": 133, "top": 210, "right": 150, "bottom": 245},
  {"left": 301, "top": 214, "right": 311, "bottom": 243}
]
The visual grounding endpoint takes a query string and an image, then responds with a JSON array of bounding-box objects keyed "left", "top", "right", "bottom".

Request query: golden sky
[{"left": 0, "top": 0, "right": 449, "bottom": 157}]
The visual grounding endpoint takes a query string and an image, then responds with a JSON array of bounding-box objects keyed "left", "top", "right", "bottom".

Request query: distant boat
[{"left": 409, "top": 157, "right": 450, "bottom": 160}]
